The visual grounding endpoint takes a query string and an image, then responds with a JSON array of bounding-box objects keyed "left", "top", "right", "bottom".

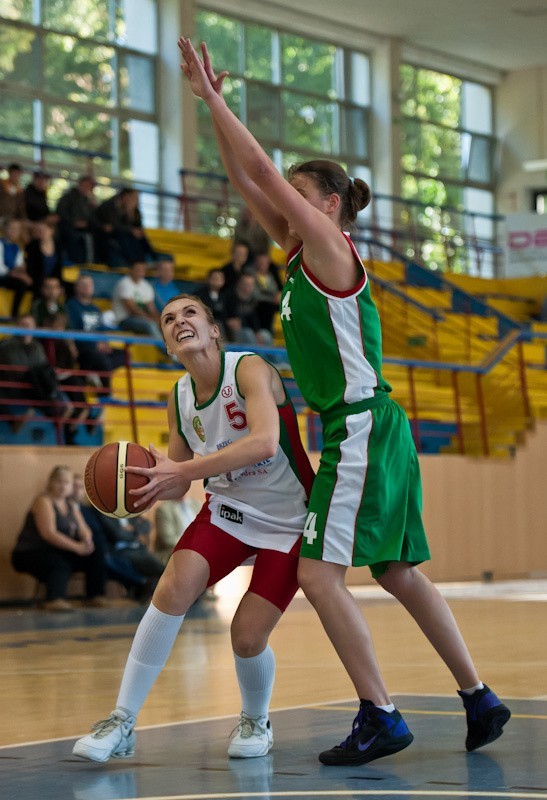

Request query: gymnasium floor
[{"left": 2, "top": 577, "right": 547, "bottom": 800}]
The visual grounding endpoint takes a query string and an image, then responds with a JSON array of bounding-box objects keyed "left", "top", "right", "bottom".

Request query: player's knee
[
  {"left": 297, "top": 560, "right": 323, "bottom": 604},
  {"left": 230, "top": 622, "right": 267, "bottom": 657},
  {"left": 376, "top": 561, "right": 416, "bottom": 597},
  {"left": 153, "top": 569, "right": 194, "bottom": 615}
]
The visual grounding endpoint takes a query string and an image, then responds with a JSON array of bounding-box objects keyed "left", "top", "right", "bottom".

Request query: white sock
[
  {"left": 116, "top": 603, "right": 185, "bottom": 717},
  {"left": 234, "top": 645, "right": 275, "bottom": 719},
  {"left": 459, "top": 681, "right": 484, "bottom": 695},
  {"left": 377, "top": 703, "right": 395, "bottom": 713}
]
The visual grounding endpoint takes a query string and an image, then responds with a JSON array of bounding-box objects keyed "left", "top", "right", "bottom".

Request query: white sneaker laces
[
  {"left": 90, "top": 714, "right": 126, "bottom": 738},
  {"left": 231, "top": 714, "right": 263, "bottom": 739}
]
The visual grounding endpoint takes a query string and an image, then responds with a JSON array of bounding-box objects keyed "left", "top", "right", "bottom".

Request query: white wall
[{"left": 497, "top": 66, "right": 547, "bottom": 215}]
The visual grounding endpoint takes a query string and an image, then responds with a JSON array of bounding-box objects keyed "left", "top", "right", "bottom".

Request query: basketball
[{"left": 84, "top": 441, "right": 155, "bottom": 518}]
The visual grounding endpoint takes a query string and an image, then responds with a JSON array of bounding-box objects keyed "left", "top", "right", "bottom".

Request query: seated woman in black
[{"left": 11, "top": 465, "right": 109, "bottom": 612}]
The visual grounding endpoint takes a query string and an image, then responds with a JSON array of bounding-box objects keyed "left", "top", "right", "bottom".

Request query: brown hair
[
  {"left": 160, "top": 293, "right": 223, "bottom": 350},
  {"left": 288, "top": 159, "right": 371, "bottom": 227}
]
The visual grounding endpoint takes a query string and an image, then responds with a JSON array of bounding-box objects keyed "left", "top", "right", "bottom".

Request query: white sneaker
[
  {"left": 72, "top": 710, "right": 136, "bottom": 762},
  {"left": 228, "top": 713, "right": 273, "bottom": 758}
]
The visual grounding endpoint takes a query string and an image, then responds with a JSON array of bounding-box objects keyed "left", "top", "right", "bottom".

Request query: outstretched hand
[
  {"left": 178, "top": 36, "right": 228, "bottom": 100},
  {"left": 125, "top": 443, "right": 191, "bottom": 509}
]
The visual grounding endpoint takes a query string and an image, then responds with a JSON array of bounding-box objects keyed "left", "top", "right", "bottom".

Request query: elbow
[
  {"left": 247, "top": 154, "right": 276, "bottom": 187},
  {"left": 256, "top": 433, "right": 278, "bottom": 462}
]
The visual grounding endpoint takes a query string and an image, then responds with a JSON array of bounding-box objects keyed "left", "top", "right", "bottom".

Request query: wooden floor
[{"left": 2, "top": 575, "right": 547, "bottom": 800}]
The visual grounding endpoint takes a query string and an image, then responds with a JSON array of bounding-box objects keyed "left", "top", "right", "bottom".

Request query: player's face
[
  {"left": 289, "top": 174, "right": 332, "bottom": 212},
  {"left": 288, "top": 173, "right": 337, "bottom": 236},
  {"left": 161, "top": 299, "right": 219, "bottom": 356}
]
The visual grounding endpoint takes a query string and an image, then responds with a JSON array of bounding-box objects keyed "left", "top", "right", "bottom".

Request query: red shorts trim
[{"left": 173, "top": 503, "right": 301, "bottom": 612}]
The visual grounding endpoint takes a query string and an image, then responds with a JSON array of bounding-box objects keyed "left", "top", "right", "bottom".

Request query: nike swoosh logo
[{"left": 357, "top": 732, "right": 380, "bottom": 752}]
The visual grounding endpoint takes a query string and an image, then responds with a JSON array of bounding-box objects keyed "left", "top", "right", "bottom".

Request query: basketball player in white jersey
[{"left": 72, "top": 293, "right": 314, "bottom": 763}]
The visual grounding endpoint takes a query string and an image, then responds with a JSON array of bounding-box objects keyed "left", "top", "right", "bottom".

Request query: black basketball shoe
[
  {"left": 318, "top": 700, "right": 414, "bottom": 766},
  {"left": 458, "top": 684, "right": 511, "bottom": 752}
]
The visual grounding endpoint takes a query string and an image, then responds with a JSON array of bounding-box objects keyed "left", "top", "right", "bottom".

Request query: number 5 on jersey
[
  {"left": 304, "top": 511, "right": 318, "bottom": 544},
  {"left": 224, "top": 401, "right": 247, "bottom": 431}
]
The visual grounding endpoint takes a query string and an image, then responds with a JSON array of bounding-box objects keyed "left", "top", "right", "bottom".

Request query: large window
[
  {"left": 0, "top": 0, "right": 158, "bottom": 185},
  {"left": 195, "top": 11, "right": 371, "bottom": 184},
  {"left": 399, "top": 64, "right": 496, "bottom": 273}
]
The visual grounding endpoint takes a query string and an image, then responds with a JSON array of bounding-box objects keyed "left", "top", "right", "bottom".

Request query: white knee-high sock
[
  {"left": 234, "top": 645, "right": 276, "bottom": 719},
  {"left": 116, "top": 603, "right": 185, "bottom": 717}
]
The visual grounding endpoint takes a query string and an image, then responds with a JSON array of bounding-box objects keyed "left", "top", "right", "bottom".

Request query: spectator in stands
[
  {"left": 24, "top": 170, "right": 57, "bottom": 226},
  {"left": 154, "top": 493, "right": 201, "bottom": 566},
  {"left": 253, "top": 252, "right": 281, "bottom": 336},
  {"left": 72, "top": 474, "right": 164, "bottom": 601},
  {"left": 56, "top": 175, "right": 102, "bottom": 265},
  {"left": 25, "top": 220, "right": 62, "bottom": 293},
  {"left": 0, "top": 313, "right": 72, "bottom": 432},
  {"left": 220, "top": 240, "right": 253, "bottom": 292},
  {"left": 11, "top": 465, "right": 109, "bottom": 612},
  {"left": 30, "top": 275, "right": 65, "bottom": 327},
  {"left": 223, "top": 272, "right": 273, "bottom": 346},
  {"left": 112, "top": 261, "right": 163, "bottom": 345},
  {"left": 0, "top": 217, "right": 33, "bottom": 317},
  {"left": 151, "top": 258, "right": 180, "bottom": 310},
  {"left": 193, "top": 267, "right": 226, "bottom": 331},
  {"left": 0, "top": 163, "right": 27, "bottom": 223},
  {"left": 94, "top": 187, "right": 159, "bottom": 267},
  {"left": 233, "top": 205, "right": 271, "bottom": 259},
  {"left": 66, "top": 274, "right": 125, "bottom": 391},
  {"left": 42, "top": 310, "right": 95, "bottom": 445}
]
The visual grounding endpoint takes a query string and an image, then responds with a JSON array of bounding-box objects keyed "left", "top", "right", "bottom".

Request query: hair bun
[{"left": 350, "top": 177, "right": 372, "bottom": 212}]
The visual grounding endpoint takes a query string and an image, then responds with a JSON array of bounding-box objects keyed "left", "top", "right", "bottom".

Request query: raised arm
[
  {"left": 197, "top": 43, "right": 290, "bottom": 250},
  {"left": 179, "top": 36, "right": 355, "bottom": 288}
]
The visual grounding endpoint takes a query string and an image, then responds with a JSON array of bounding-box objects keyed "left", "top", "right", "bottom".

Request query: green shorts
[{"left": 300, "top": 395, "right": 431, "bottom": 578}]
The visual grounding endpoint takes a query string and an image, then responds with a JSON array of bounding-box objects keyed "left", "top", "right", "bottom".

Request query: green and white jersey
[
  {"left": 173, "top": 351, "right": 313, "bottom": 552},
  {"left": 280, "top": 233, "right": 391, "bottom": 415}
]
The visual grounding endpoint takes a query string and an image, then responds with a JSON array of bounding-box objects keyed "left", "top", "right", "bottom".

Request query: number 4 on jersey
[
  {"left": 304, "top": 511, "right": 318, "bottom": 545},
  {"left": 280, "top": 290, "right": 292, "bottom": 321}
]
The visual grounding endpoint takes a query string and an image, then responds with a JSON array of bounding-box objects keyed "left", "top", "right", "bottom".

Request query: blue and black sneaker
[
  {"left": 458, "top": 684, "right": 511, "bottom": 752},
  {"left": 318, "top": 701, "right": 414, "bottom": 766}
]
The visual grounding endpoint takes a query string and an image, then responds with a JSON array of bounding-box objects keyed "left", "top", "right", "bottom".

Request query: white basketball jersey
[{"left": 174, "top": 351, "right": 309, "bottom": 551}]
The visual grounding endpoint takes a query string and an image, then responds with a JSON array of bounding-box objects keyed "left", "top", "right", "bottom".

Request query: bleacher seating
[
  {"left": 0, "top": 288, "right": 32, "bottom": 320},
  {"left": 363, "top": 256, "right": 547, "bottom": 456},
  {"left": 1, "top": 226, "right": 546, "bottom": 458},
  {"left": 447, "top": 273, "right": 547, "bottom": 322}
]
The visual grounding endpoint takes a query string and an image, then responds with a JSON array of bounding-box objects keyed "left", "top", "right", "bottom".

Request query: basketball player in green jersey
[{"left": 178, "top": 35, "right": 511, "bottom": 766}]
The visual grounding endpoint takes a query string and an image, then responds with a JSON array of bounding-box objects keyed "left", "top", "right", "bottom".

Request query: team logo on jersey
[
  {"left": 280, "top": 290, "right": 292, "bottom": 321},
  {"left": 192, "top": 415, "right": 206, "bottom": 442},
  {"left": 219, "top": 504, "right": 243, "bottom": 524},
  {"left": 221, "top": 386, "right": 232, "bottom": 398}
]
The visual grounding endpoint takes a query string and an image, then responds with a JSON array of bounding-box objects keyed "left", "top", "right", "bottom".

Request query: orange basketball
[{"left": 84, "top": 441, "right": 155, "bottom": 518}]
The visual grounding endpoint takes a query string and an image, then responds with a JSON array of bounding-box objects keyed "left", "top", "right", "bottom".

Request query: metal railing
[
  {"left": 1, "top": 149, "right": 507, "bottom": 276},
  {"left": 0, "top": 324, "right": 545, "bottom": 457}
]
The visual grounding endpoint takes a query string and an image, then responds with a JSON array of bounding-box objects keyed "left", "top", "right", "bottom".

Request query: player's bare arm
[
  {"left": 179, "top": 36, "right": 356, "bottom": 288},
  {"left": 128, "top": 358, "right": 280, "bottom": 507}
]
